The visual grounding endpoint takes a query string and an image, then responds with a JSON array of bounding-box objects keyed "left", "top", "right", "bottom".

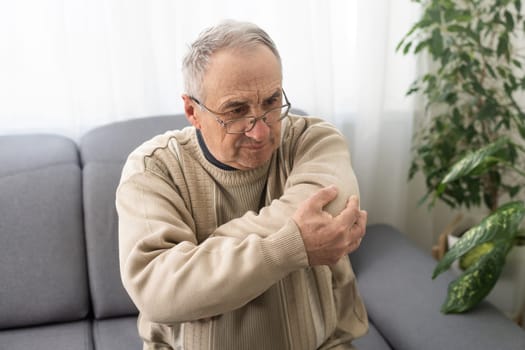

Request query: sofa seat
[
  {"left": 351, "top": 224, "right": 525, "bottom": 350},
  {"left": 353, "top": 322, "right": 392, "bottom": 349},
  {"left": 1, "top": 116, "right": 524, "bottom": 349},
  {"left": 0, "top": 321, "right": 92, "bottom": 349},
  {"left": 93, "top": 317, "right": 141, "bottom": 350}
]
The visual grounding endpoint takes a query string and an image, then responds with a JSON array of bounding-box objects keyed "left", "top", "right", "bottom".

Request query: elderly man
[{"left": 116, "top": 20, "right": 368, "bottom": 349}]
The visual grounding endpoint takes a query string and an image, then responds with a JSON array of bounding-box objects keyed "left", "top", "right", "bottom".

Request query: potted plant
[{"left": 397, "top": 0, "right": 525, "bottom": 314}]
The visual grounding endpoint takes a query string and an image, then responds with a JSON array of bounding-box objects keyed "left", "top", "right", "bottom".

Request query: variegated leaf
[
  {"left": 441, "top": 137, "right": 510, "bottom": 184},
  {"left": 441, "top": 241, "right": 509, "bottom": 313},
  {"left": 433, "top": 201, "right": 525, "bottom": 279}
]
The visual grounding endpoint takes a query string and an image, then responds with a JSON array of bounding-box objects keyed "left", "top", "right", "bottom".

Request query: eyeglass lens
[{"left": 226, "top": 105, "right": 289, "bottom": 133}]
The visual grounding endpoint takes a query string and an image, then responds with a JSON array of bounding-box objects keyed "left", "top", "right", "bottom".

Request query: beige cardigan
[{"left": 116, "top": 115, "right": 368, "bottom": 349}]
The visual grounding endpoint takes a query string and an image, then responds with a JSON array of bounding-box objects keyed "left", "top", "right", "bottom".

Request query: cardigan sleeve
[
  {"left": 116, "top": 117, "right": 360, "bottom": 326},
  {"left": 116, "top": 169, "right": 309, "bottom": 324},
  {"left": 208, "top": 117, "right": 368, "bottom": 341},
  {"left": 211, "top": 117, "right": 360, "bottom": 240}
]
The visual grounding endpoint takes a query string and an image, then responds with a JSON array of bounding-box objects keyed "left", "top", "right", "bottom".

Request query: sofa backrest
[
  {"left": 0, "top": 134, "right": 90, "bottom": 329},
  {"left": 79, "top": 115, "right": 189, "bottom": 319}
]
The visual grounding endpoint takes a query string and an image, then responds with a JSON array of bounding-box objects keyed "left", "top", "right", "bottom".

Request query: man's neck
[{"left": 196, "top": 129, "right": 237, "bottom": 171}]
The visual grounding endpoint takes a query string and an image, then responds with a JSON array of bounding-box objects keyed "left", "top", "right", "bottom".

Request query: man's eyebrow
[
  {"left": 219, "top": 89, "right": 282, "bottom": 110},
  {"left": 220, "top": 100, "right": 249, "bottom": 111},
  {"left": 263, "top": 90, "right": 282, "bottom": 102}
]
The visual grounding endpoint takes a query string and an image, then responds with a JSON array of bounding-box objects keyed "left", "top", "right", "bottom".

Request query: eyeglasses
[{"left": 190, "top": 89, "right": 291, "bottom": 134}]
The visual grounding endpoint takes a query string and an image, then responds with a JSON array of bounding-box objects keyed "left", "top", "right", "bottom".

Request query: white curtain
[{"left": 0, "top": 0, "right": 424, "bottom": 246}]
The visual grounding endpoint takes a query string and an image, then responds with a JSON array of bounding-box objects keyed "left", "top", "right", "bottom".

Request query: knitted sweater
[{"left": 116, "top": 115, "right": 368, "bottom": 349}]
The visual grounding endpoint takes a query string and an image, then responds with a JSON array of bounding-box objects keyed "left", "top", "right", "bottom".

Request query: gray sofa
[{"left": 1, "top": 115, "right": 524, "bottom": 350}]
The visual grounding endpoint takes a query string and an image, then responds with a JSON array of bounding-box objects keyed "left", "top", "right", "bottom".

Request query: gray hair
[{"left": 182, "top": 20, "right": 282, "bottom": 100}]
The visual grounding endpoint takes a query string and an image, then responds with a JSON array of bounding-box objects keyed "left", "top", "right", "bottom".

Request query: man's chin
[{"left": 235, "top": 152, "right": 273, "bottom": 170}]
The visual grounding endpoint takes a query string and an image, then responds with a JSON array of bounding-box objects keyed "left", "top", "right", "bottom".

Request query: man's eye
[
  {"left": 264, "top": 97, "right": 280, "bottom": 108},
  {"left": 226, "top": 105, "right": 250, "bottom": 118}
]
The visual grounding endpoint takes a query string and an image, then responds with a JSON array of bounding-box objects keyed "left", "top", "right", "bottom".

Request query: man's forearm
[{"left": 117, "top": 172, "right": 309, "bottom": 324}]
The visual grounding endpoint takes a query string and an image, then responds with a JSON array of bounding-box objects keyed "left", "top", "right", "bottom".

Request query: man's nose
[{"left": 244, "top": 118, "right": 270, "bottom": 141}]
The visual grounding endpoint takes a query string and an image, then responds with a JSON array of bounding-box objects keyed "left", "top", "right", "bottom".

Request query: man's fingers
[
  {"left": 348, "top": 210, "right": 367, "bottom": 245},
  {"left": 345, "top": 210, "right": 367, "bottom": 254},
  {"left": 335, "top": 195, "right": 360, "bottom": 225},
  {"left": 305, "top": 185, "right": 339, "bottom": 212},
  {"left": 357, "top": 210, "right": 367, "bottom": 230}
]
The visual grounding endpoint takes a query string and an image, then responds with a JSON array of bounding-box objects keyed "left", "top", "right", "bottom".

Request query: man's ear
[{"left": 182, "top": 95, "right": 202, "bottom": 129}]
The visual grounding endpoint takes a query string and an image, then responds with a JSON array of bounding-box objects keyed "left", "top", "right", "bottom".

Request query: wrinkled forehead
[{"left": 201, "top": 45, "right": 282, "bottom": 105}]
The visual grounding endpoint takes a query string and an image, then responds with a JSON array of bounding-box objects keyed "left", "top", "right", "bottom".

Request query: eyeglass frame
[{"left": 189, "top": 89, "right": 292, "bottom": 134}]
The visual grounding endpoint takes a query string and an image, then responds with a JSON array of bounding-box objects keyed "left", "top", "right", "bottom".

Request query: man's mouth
[{"left": 242, "top": 142, "right": 267, "bottom": 150}]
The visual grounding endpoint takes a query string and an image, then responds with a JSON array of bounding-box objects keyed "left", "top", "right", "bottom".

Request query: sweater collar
[{"left": 196, "top": 129, "right": 237, "bottom": 171}]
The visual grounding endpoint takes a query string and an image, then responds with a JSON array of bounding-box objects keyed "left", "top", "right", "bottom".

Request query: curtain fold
[{"left": 0, "top": 0, "right": 422, "bottom": 244}]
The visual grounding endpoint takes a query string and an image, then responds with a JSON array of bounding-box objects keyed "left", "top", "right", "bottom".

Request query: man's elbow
[{"left": 323, "top": 177, "right": 360, "bottom": 216}]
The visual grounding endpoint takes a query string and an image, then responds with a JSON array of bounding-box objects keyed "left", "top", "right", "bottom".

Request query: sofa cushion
[
  {"left": 0, "top": 134, "right": 79, "bottom": 177},
  {"left": 93, "top": 317, "right": 141, "bottom": 350},
  {"left": 0, "top": 135, "right": 89, "bottom": 329},
  {"left": 80, "top": 115, "right": 188, "bottom": 164},
  {"left": 353, "top": 321, "right": 392, "bottom": 350},
  {"left": 351, "top": 224, "right": 525, "bottom": 350},
  {"left": 0, "top": 321, "right": 93, "bottom": 350},
  {"left": 83, "top": 163, "right": 137, "bottom": 318},
  {"left": 80, "top": 115, "right": 189, "bottom": 319}
]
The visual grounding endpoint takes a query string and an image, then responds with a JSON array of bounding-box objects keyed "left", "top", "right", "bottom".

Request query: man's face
[{"left": 184, "top": 45, "right": 283, "bottom": 170}]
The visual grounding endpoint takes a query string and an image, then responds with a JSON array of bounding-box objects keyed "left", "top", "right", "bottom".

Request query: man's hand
[{"left": 292, "top": 186, "right": 367, "bottom": 266}]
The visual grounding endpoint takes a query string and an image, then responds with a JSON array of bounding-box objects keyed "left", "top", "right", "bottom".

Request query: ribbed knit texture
[
  {"left": 117, "top": 115, "right": 368, "bottom": 350},
  {"left": 213, "top": 164, "right": 270, "bottom": 226},
  {"left": 213, "top": 284, "right": 289, "bottom": 349}
]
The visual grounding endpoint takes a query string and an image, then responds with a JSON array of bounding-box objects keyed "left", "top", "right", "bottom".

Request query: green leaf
[
  {"left": 436, "top": 182, "right": 447, "bottom": 196},
  {"left": 403, "top": 42, "right": 413, "bottom": 55},
  {"left": 441, "top": 242, "right": 508, "bottom": 313},
  {"left": 465, "top": 27, "right": 480, "bottom": 43},
  {"left": 504, "top": 11, "right": 515, "bottom": 31},
  {"left": 414, "top": 40, "right": 430, "bottom": 54},
  {"left": 396, "top": 21, "right": 421, "bottom": 53},
  {"left": 509, "top": 185, "right": 521, "bottom": 197},
  {"left": 395, "top": 38, "right": 407, "bottom": 53},
  {"left": 486, "top": 64, "right": 497, "bottom": 78},
  {"left": 417, "top": 190, "right": 433, "bottom": 208},
  {"left": 431, "top": 28, "right": 444, "bottom": 56},
  {"left": 497, "top": 34, "right": 509, "bottom": 59},
  {"left": 455, "top": 13, "right": 472, "bottom": 22},
  {"left": 497, "top": 66, "right": 508, "bottom": 78},
  {"left": 408, "top": 161, "right": 419, "bottom": 180},
  {"left": 447, "top": 24, "right": 465, "bottom": 33},
  {"left": 440, "top": 138, "right": 510, "bottom": 184},
  {"left": 427, "top": 5, "right": 441, "bottom": 23},
  {"left": 432, "top": 201, "right": 525, "bottom": 279},
  {"left": 519, "top": 124, "right": 525, "bottom": 138},
  {"left": 406, "top": 86, "right": 420, "bottom": 96},
  {"left": 459, "top": 241, "right": 494, "bottom": 270}
]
